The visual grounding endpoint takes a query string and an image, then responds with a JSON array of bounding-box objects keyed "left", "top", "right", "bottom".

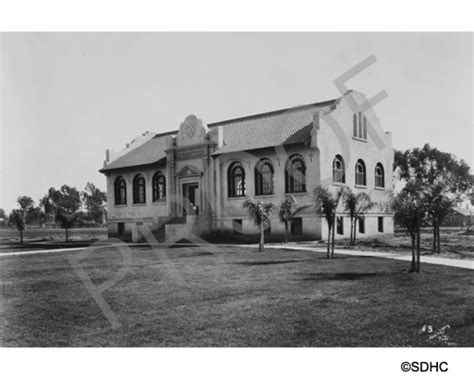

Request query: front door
[{"left": 182, "top": 182, "right": 199, "bottom": 216}]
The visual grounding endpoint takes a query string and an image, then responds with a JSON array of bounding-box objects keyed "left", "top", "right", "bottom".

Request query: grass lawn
[
  {"left": 1, "top": 245, "right": 473, "bottom": 347},
  {"left": 322, "top": 228, "right": 474, "bottom": 260}
]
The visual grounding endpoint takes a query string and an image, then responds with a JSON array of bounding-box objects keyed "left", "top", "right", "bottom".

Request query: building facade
[{"left": 100, "top": 90, "right": 394, "bottom": 242}]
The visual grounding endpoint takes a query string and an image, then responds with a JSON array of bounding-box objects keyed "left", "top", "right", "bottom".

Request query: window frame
[
  {"left": 232, "top": 219, "right": 243, "bottom": 235},
  {"left": 378, "top": 216, "right": 384, "bottom": 233},
  {"left": 332, "top": 155, "right": 346, "bottom": 184},
  {"left": 355, "top": 159, "right": 367, "bottom": 187},
  {"left": 133, "top": 174, "right": 146, "bottom": 204},
  {"left": 152, "top": 171, "right": 166, "bottom": 201},
  {"left": 285, "top": 154, "right": 306, "bottom": 193},
  {"left": 228, "top": 162, "right": 246, "bottom": 198},
  {"left": 358, "top": 216, "right": 365, "bottom": 234},
  {"left": 291, "top": 217, "right": 303, "bottom": 236},
  {"left": 337, "top": 216, "right": 344, "bottom": 235},
  {"left": 375, "top": 163, "right": 385, "bottom": 189},
  {"left": 114, "top": 176, "right": 127, "bottom": 205},
  {"left": 255, "top": 158, "right": 274, "bottom": 196}
]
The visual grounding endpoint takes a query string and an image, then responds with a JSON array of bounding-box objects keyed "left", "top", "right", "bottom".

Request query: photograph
[{"left": 0, "top": 28, "right": 472, "bottom": 374}]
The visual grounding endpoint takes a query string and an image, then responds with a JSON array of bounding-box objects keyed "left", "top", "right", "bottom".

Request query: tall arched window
[
  {"left": 358, "top": 112, "right": 363, "bottom": 138},
  {"left": 355, "top": 159, "right": 367, "bottom": 186},
  {"left": 133, "top": 174, "right": 146, "bottom": 204},
  {"left": 353, "top": 112, "right": 368, "bottom": 140},
  {"left": 353, "top": 113, "right": 357, "bottom": 137},
  {"left": 375, "top": 163, "right": 385, "bottom": 188},
  {"left": 114, "top": 176, "right": 127, "bottom": 205},
  {"left": 332, "top": 155, "right": 345, "bottom": 184},
  {"left": 285, "top": 154, "right": 306, "bottom": 193},
  {"left": 228, "top": 162, "right": 245, "bottom": 197},
  {"left": 255, "top": 158, "right": 274, "bottom": 196},
  {"left": 363, "top": 116, "right": 368, "bottom": 139},
  {"left": 152, "top": 171, "right": 166, "bottom": 201}
]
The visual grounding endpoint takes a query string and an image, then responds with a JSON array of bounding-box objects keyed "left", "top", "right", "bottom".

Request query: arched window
[
  {"left": 363, "top": 116, "right": 368, "bottom": 139},
  {"left": 285, "top": 154, "right": 306, "bottom": 193},
  {"left": 355, "top": 159, "right": 366, "bottom": 186},
  {"left": 375, "top": 163, "right": 385, "bottom": 188},
  {"left": 114, "top": 176, "right": 127, "bottom": 205},
  {"left": 133, "top": 174, "right": 146, "bottom": 204},
  {"left": 332, "top": 155, "right": 345, "bottom": 184},
  {"left": 152, "top": 171, "right": 166, "bottom": 201},
  {"left": 353, "top": 113, "right": 357, "bottom": 137},
  {"left": 353, "top": 112, "right": 368, "bottom": 140},
  {"left": 255, "top": 158, "right": 274, "bottom": 196},
  {"left": 228, "top": 162, "right": 245, "bottom": 197},
  {"left": 358, "top": 112, "right": 363, "bottom": 139}
]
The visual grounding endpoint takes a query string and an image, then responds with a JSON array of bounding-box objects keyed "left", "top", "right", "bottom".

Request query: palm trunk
[
  {"left": 432, "top": 217, "right": 437, "bottom": 254},
  {"left": 353, "top": 218, "right": 358, "bottom": 246},
  {"left": 20, "top": 230, "right": 24, "bottom": 244},
  {"left": 437, "top": 223, "right": 441, "bottom": 254},
  {"left": 259, "top": 224, "right": 264, "bottom": 252},
  {"left": 409, "top": 231, "right": 416, "bottom": 272},
  {"left": 416, "top": 213, "right": 421, "bottom": 273},
  {"left": 327, "top": 225, "right": 331, "bottom": 259},
  {"left": 350, "top": 216, "right": 354, "bottom": 245},
  {"left": 66, "top": 226, "right": 69, "bottom": 243},
  {"left": 284, "top": 221, "right": 289, "bottom": 244},
  {"left": 331, "top": 213, "right": 336, "bottom": 259}
]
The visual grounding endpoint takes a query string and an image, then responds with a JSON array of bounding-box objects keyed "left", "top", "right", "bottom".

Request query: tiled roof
[
  {"left": 100, "top": 133, "right": 170, "bottom": 172},
  {"left": 454, "top": 207, "right": 474, "bottom": 217},
  {"left": 209, "top": 99, "right": 336, "bottom": 155},
  {"left": 100, "top": 98, "right": 337, "bottom": 172}
]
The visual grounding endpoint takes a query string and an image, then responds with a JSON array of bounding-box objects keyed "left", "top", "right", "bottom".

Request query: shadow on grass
[
  {"left": 236, "top": 260, "right": 300, "bottom": 266},
  {"left": 298, "top": 272, "right": 382, "bottom": 281}
]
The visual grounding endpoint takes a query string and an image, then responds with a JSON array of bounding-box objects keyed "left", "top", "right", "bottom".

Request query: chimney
[{"left": 105, "top": 149, "right": 110, "bottom": 163}]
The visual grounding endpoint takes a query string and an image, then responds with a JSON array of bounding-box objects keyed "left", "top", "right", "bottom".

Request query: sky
[{"left": 0, "top": 32, "right": 472, "bottom": 212}]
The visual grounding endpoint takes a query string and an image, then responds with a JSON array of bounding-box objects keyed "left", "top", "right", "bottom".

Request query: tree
[
  {"left": 0, "top": 208, "right": 6, "bottom": 228},
  {"left": 340, "top": 187, "right": 375, "bottom": 245},
  {"left": 81, "top": 182, "right": 107, "bottom": 225},
  {"left": 41, "top": 185, "right": 82, "bottom": 242},
  {"left": 242, "top": 198, "right": 273, "bottom": 252},
  {"left": 278, "top": 195, "right": 310, "bottom": 244},
  {"left": 391, "top": 181, "right": 428, "bottom": 272},
  {"left": 394, "top": 144, "right": 472, "bottom": 254},
  {"left": 9, "top": 210, "right": 26, "bottom": 243},
  {"left": 9, "top": 196, "right": 36, "bottom": 243},
  {"left": 313, "top": 186, "right": 344, "bottom": 259}
]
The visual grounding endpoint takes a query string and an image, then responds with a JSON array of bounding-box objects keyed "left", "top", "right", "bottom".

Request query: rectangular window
[
  {"left": 264, "top": 220, "right": 271, "bottom": 236},
  {"left": 378, "top": 217, "right": 384, "bottom": 233},
  {"left": 358, "top": 216, "right": 365, "bottom": 234},
  {"left": 118, "top": 222, "right": 125, "bottom": 236},
  {"left": 291, "top": 217, "right": 303, "bottom": 236},
  {"left": 337, "top": 216, "right": 344, "bottom": 235},
  {"left": 232, "top": 219, "right": 242, "bottom": 235}
]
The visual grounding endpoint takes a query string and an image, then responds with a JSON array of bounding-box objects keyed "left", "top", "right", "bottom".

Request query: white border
[{"left": 0, "top": 0, "right": 473, "bottom": 31}]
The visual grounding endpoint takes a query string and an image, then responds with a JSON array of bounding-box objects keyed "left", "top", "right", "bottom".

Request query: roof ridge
[
  {"left": 207, "top": 98, "right": 338, "bottom": 127},
  {"left": 148, "top": 97, "right": 339, "bottom": 139}
]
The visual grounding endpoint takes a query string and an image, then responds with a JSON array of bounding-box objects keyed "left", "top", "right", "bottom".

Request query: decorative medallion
[{"left": 186, "top": 123, "right": 196, "bottom": 137}]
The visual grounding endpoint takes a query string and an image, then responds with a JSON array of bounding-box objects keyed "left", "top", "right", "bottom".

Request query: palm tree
[
  {"left": 340, "top": 187, "right": 374, "bottom": 245},
  {"left": 278, "top": 195, "right": 310, "bottom": 243},
  {"left": 313, "top": 186, "right": 344, "bottom": 259},
  {"left": 242, "top": 198, "right": 274, "bottom": 252}
]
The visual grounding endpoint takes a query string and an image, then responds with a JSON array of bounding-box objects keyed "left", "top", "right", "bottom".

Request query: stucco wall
[
  {"left": 106, "top": 164, "right": 168, "bottom": 226},
  {"left": 214, "top": 145, "right": 322, "bottom": 238}
]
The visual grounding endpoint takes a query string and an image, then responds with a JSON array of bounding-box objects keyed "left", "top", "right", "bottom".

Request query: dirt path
[{"left": 268, "top": 244, "right": 474, "bottom": 270}]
